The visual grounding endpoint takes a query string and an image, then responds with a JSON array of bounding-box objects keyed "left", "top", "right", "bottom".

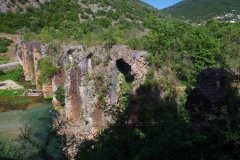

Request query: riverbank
[{"left": 0, "top": 66, "right": 37, "bottom": 111}]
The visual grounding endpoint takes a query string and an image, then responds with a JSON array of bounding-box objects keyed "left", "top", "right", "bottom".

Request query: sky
[{"left": 141, "top": 0, "right": 182, "bottom": 10}]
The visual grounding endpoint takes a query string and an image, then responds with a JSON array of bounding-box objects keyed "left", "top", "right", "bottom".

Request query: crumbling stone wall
[
  {"left": 185, "top": 68, "right": 234, "bottom": 122},
  {"left": 16, "top": 41, "right": 150, "bottom": 138}
]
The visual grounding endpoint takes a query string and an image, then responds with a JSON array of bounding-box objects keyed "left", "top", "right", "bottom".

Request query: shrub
[
  {"left": 66, "top": 11, "right": 79, "bottom": 21},
  {"left": 38, "top": 58, "right": 59, "bottom": 85},
  {"left": 106, "top": 10, "right": 114, "bottom": 19},
  {"left": 94, "top": 18, "right": 111, "bottom": 28},
  {"left": 54, "top": 86, "right": 65, "bottom": 106},
  {"left": 26, "top": 5, "right": 35, "bottom": 13},
  {"left": 0, "top": 37, "right": 12, "bottom": 46},
  {"left": 84, "top": 8, "right": 93, "bottom": 14},
  {"left": 127, "top": 36, "right": 144, "bottom": 50},
  {"left": 0, "top": 46, "right": 7, "bottom": 53},
  {"left": 81, "top": 0, "right": 88, "bottom": 5},
  {"left": 96, "top": 10, "right": 106, "bottom": 16},
  {"left": 80, "top": 14, "right": 89, "bottom": 19}
]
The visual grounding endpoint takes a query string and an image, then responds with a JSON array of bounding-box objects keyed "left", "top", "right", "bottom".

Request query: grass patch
[
  {"left": 0, "top": 57, "right": 11, "bottom": 64},
  {"left": 0, "top": 89, "right": 25, "bottom": 98},
  {"left": 0, "top": 66, "right": 33, "bottom": 110},
  {"left": 0, "top": 66, "right": 24, "bottom": 82},
  {"left": 44, "top": 95, "right": 53, "bottom": 100}
]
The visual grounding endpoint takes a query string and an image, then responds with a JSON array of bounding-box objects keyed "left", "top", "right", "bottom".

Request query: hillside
[
  {"left": 0, "top": 0, "right": 173, "bottom": 49},
  {"left": 0, "top": 0, "right": 170, "bottom": 33},
  {"left": 162, "top": 0, "right": 240, "bottom": 22}
]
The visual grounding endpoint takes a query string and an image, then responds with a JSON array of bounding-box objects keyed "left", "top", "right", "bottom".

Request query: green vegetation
[
  {"left": 0, "top": 57, "right": 11, "bottom": 64},
  {"left": 0, "top": 89, "right": 25, "bottom": 98},
  {"left": 0, "top": 140, "right": 28, "bottom": 159},
  {"left": 38, "top": 58, "right": 59, "bottom": 85},
  {"left": 0, "top": 0, "right": 171, "bottom": 48},
  {"left": 54, "top": 86, "right": 65, "bottom": 106},
  {"left": 0, "top": 66, "right": 24, "bottom": 82},
  {"left": 0, "top": 37, "right": 12, "bottom": 53},
  {"left": 162, "top": 0, "right": 240, "bottom": 22},
  {"left": 0, "top": 67, "right": 33, "bottom": 110},
  {"left": 142, "top": 17, "right": 240, "bottom": 85}
]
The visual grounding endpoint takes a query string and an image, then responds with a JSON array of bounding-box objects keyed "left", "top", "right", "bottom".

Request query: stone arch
[{"left": 116, "top": 58, "right": 134, "bottom": 83}]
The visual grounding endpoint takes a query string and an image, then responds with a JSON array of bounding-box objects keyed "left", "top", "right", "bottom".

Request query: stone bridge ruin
[{"left": 15, "top": 41, "right": 150, "bottom": 138}]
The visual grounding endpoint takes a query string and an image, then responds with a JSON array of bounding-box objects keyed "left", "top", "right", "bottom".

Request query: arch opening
[{"left": 116, "top": 59, "right": 134, "bottom": 83}]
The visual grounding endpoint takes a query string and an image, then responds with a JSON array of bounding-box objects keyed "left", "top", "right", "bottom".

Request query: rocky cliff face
[{"left": 16, "top": 41, "right": 149, "bottom": 138}]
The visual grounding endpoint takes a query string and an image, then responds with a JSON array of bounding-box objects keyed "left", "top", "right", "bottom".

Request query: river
[
  {"left": 0, "top": 100, "right": 52, "bottom": 141},
  {"left": 0, "top": 99, "right": 65, "bottom": 158}
]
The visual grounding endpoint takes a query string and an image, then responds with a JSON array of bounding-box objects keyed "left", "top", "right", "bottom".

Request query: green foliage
[
  {"left": 101, "top": 29, "right": 116, "bottom": 49},
  {"left": 0, "top": 57, "right": 11, "bottom": 64},
  {"left": 0, "top": 66, "right": 24, "bottom": 82},
  {"left": 118, "top": 73, "right": 132, "bottom": 110},
  {"left": 162, "top": 0, "right": 240, "bottom": 22},
  {"left": 0, "top": 140, "right": 28, "bottom": 159},
  {"left": 143, "top": 16, "right": 224, "bottom": 84},
  {"left": 66, "top": 11, "right": 79, "bottom": 21},
  {"left": 0, "top": 46, "right": 7, "bottom": 53},
  {"left": 18, "top": 0, "right": 28, "bottom": 4},
  {"left": 0, "top": 37, "right": 12, "bottom": 47},
  {"left": 0, "top": 37, "right": 12, "bottom": 53},
  {"left": 38, "top": 58, "right": 58, "bottom": 85},
  {"left": 54, "top": 86, "right": 65, "bottom": 106},
  {"left": 26, "top": 5, "right": 35, "bottom": 13},
  {"left": 0, "top": 89, "right": 25, "bottom": 98},
  {"left": 94, "top": 18, "right": 111, "bottom": 28},
  {"left": 96, "top": 10, "right": 106, "bottom": 16},
  {"left": 91, "top": 56, "right": 102, "bottom": 68},
  {"left": 0, "top": 0, "right": 169, "bottom": 34},
  {"left": 23, "top": 32, "right": 36, "bottom": 41},
  {"left": 127, "top": 36, "right": 145, "bottom": 50},
  {"left": 0, "top": 12, "right": 29, "bottom": 33},
  {"left": 84, "top": 8, "right": 93, "bottom": 14},
  {"left": 80, "top": 14, "right": 89, "bottom": 19}
]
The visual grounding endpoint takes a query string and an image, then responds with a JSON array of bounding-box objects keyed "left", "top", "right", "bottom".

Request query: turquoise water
[
  {"left": 0, "top": 100, "right": 52, "bottom": 141},
  {"left": 0, "top": 100, "right": 64, "bottom": 158}
]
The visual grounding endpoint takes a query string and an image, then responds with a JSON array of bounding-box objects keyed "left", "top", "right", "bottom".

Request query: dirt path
[
  {"left": 0, "top": 33, "right": 22, "bottom": 61},
  {"left": 0, "top": 33, "right": 21, "bottom": 40}
]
